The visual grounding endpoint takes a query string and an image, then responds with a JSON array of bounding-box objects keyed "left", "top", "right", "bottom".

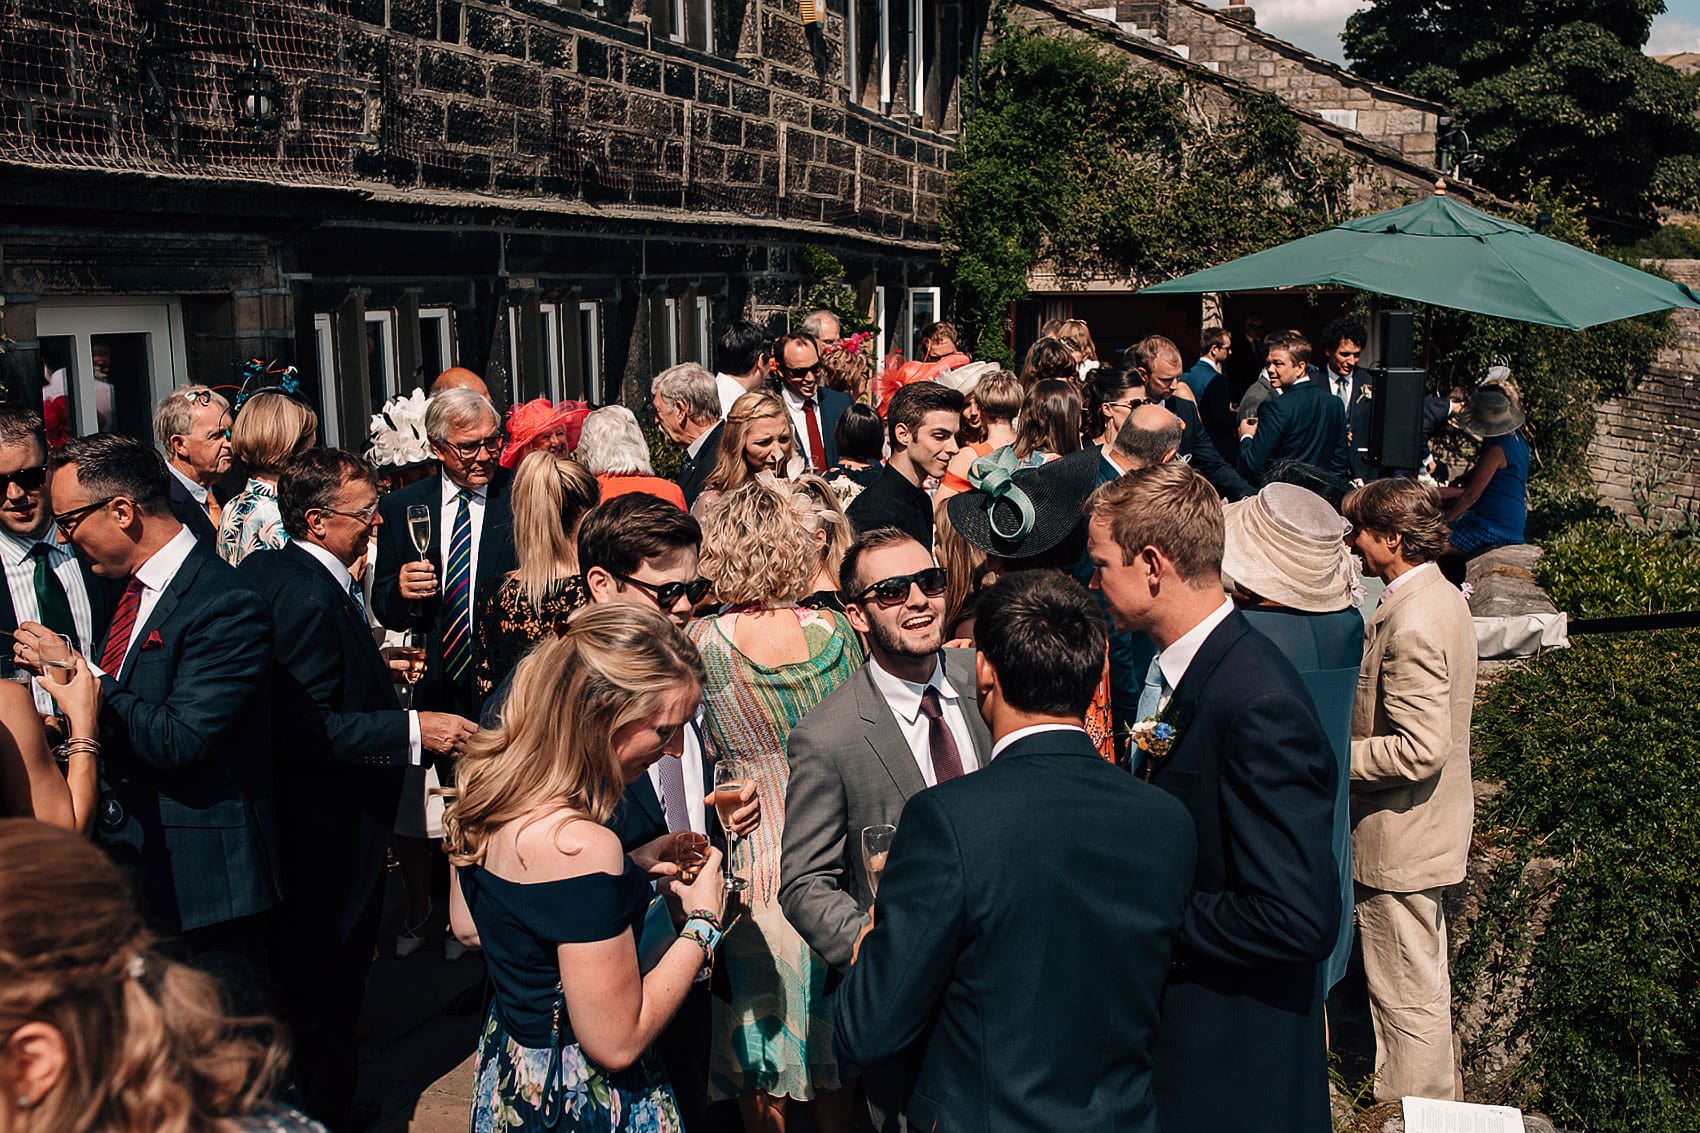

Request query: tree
[{"left": 1343, "top": 0, "right": 1700, "bottom": 232}]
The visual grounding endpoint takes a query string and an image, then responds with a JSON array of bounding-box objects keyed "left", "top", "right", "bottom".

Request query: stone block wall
[{"left": 1587, "top": 260, "right": 1700, "bottom": 522}]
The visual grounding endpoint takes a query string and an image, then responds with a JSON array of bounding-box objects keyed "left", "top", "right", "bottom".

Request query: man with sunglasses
[
  {"left": 0, "top": 404, "right": 110, "bottom": 681},
  {"left": 1130, "top": 336, "right": 1252, "bottom": 502},
  {"left": 371, "top": 387, "right": 516, "bottom": 722},
  {"left": 153, "top": 385, "right": 234, "bottom": 543},
  {"left": 780, "top": 527, "right": 993, "bottom": 1131},
  {"left": 774, "top": 332, "right": 852, "bottom": 473}
]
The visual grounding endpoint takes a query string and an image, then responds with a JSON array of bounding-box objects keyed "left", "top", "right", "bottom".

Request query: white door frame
[{"left": 36, "top": 298, "right": 186, "bottom": 437}]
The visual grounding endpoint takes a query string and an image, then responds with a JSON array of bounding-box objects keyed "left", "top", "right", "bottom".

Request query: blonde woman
[
  {"left": 689, "top": 476, "right": 865, "bottom": 1132},
  {"left": 692, "top": 391, "right": 797, "bottom": 518},
  {"left": 445, "top": 606, "right": 729, "bottom": 1132},
  {"left": 217, "top": 390, "right": 318, "bottom": 565},
  {"left": 791, "top": 473, "right": 855, "bottom": 613},
  {"left": 470, "top": 451, "right": 600, "bottom": 701}
]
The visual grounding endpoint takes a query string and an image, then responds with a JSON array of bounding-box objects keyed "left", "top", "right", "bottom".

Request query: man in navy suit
[
  {"left": 1318, "top": 317, "right": 1378, "bottom": 481},
  {"left": 1182, "top": 325, "right": 1232, "bottom": 400},
  {"left": 774, "top": 332, "right": 853, "bottom": 473},
  {"left": 652, "top": 362, "right": 725, "bottom": 508},
  {"left": 241, "top": 449, "right": 477, "bottom": 1129},
  {"left": 1131, "top": 336, "right": 1252, "bottom": 501},
  {"left": 371, "top": 387, "right": 516, "bottom": 721},
  {"left": 28, "top": 433, "right": 278, "bottom": 989},
  {"left": 1238, "top": 330, "right": 1351, "bottom": 484},
  {"left": 1086, "top": 462, "right": 1339, "bottom": 1133},
  {"left": 153, "top": 385, "right": 233, "bottom": 543},
  {"left": 836, "top": 570, "right": 1195, "bottom": 1133}
]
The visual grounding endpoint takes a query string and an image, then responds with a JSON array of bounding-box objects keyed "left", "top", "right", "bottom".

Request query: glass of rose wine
[
  {"left": 712, "top": 758, "right": 752, "bottom": 894},
  {"left": 861, "top": 824, "right": 895, "bottom": 901},
  {"left": 383, "top": 630, "right": 428, "bottom": 709}
]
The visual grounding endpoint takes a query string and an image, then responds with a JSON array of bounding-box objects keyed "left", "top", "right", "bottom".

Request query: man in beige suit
[{"left": 1342, "top": 478, "right": 1477, "bottom": 1102}]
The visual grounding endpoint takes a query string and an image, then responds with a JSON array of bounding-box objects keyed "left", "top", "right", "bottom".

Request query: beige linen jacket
[{"left": 1349, "top": 564, "right": 1477, "bottom": 892}]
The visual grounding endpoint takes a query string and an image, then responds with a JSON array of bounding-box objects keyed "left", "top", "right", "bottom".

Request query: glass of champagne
[
  {"left": 384, "top": 630, "right": 428, "bottom": 710},
  {"left": 39, "top": 633, "right": 75, "bottom": 687},
  {"left": 712, "top": 758, "right": 752, "bottom": 894},
  {"left": 405, "top": 503, "right": 432, "bottom": 560},
  {"left": 861, "top": 824, "right": 895, "bottom": 902}
]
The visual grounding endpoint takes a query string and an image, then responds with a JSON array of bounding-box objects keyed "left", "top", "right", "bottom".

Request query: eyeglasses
[
  {"left": 853, "top": 566, "right": 948, "bottom": 607},
  {"left": 318, "top": 503, "right": 381, "bottom": 524},
  {"left": 0, "top": 466, "right": 48, "bottom": 495},
  {"left": 612, "top": 572, "right": 713, "bottom": 608},
  {"left": 439, "top": 432, "right": 503, "bottom": 460},
  {"left": 53, "top": 496, "right": 117, "bottom": 539},
  {"left": 1105, "top": 398, "right": 1150, "bottom": 411}
]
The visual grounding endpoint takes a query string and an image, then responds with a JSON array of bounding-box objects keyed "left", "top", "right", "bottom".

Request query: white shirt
[
  {"left": 1151, "top": 595, "right": 1236, "bottom": 715},
  {"left": 438, "top": 476, "right": 488, "bottom": 588},
  {"left": 167, "top": 462, "right": 212, "bottom": 515},
  {"left": 0, "top": 527, "right": 96, "bottom": 713},
  {"left": 296, "top": 540, "right": 423, "bottom": 765},
  {"left": 685, "top": 426, "right": 717, "bottom": 463},
  {"left": 1327, "top": 367, "right": 1353, "bottom": 410},
  {"left": 991, "top": 723, "right": 1089, "bottom": 761},
  {"left": 779, "top": 385, "right": 825, "bottom": 466},
  {"left": 1377, "top": 560, "right": 1436, "bottom": 607},
  {"left": 716, "top": 373, "right": 753, "bottom": 418},
  {"left": 88, "top": 525, "right": 198, "bottom": 678},
  {"left": 647, "top": 709, "right": 708, "bottom": 834},
  {"left": 866, "top": 656, "right": 979, "bottom": 787}
]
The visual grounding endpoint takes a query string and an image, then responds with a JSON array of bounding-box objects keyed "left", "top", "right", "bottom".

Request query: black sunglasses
[
  {"left": 612, "top": 571, "right": 713, "bottom": 608},
  {"left": 53, "top": 495, "right": 118, "bottom": 539},
  {"left": 853, "top": 566, "right": 948, "bottom": 607},
  {"left": 0, "top": 466, "right": 48, "bottom": 495}
]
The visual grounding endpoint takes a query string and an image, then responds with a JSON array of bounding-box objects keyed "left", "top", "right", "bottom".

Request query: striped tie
[
  {"left": 441, "top": 490, "right": 474, "bottom": 683},
  {"left": 100, "top": 576, "right": 145, "bottom": 675}
]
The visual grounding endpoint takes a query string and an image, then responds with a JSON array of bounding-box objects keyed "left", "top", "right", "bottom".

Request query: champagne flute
[
  {"left": 406, "top": 503, "right": 432, "bottom": 560},
  {"left": 383, "top": 630, "right": 428, "bottom": 710},
  {"left": 861, "top": 824, "right": 895, "bottom": 901},
  {"left": 712, "top": 758, "right": 752, "bottom": 894}
]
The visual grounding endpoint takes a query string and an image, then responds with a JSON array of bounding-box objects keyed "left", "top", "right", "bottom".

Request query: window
[
  {"left": 364, "top": 310, "right": 398, "bottom": 414},
  {"left": 873, "top": 284, "right": 889, "bottom": 360},
  {"left": 418, "top": 308, "right": 455, "bottom": 380},
  {"left": 578, "top": 301, "right": 603, "bottom": 405},
  {"left": 658, "top": 0, "right": 712, "bottom": 51},
  {"left": 539, "top": 302, "right": 565, "bottom": 398},
  {"left": 662, "top": 298, "right": 681, "bottom": 369},
  {"left": 909, "top": 0, "right": 933, "bottom": 120},
  {"left": 695, "top": 295, "right": 712, "bottom": 366},
  {"left": 313, "top": 314, "right": 341, "bottom": 447},
  {"left": 907, "top": 286, "right": 941, "bottom": 355},
  {"left": 35, "top": 299, "right": 185, "bottom": 445},
  {"left": 849, "top": 0, "right": 893, "bottom": 111}
]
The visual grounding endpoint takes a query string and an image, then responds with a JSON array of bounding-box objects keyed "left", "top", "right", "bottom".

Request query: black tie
[{"left": 30, "top": 543, "right": 79, "bottom": 651}]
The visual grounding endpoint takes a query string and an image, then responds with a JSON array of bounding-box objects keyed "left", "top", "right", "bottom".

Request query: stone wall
[{"left": 1586, "top": 259, "right": 1700, "bottom": 522}]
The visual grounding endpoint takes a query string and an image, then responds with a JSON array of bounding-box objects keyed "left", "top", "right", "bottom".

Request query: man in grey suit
[{"left": 781, "top": 526, "right": 993, "bottom": 1129}]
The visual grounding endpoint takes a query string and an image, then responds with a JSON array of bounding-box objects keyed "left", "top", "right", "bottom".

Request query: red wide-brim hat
[{"left": 501, "top": 398, "right": 592, "bottom": 468}]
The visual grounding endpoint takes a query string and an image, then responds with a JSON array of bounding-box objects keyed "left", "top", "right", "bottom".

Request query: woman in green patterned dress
[{"left": 689, "top": 475, "right": 866, "bottom": 1133}]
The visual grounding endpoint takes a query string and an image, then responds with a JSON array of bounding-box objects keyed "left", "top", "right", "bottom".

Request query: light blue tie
[{"left": 1136, "top": 654, "right": 1167, "bottom": 721}]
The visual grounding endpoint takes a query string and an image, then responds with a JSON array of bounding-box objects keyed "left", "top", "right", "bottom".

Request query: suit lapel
[
  {"left": 120, "top": 547, "right": 205, "bottom": 684},
  {"left": 1158, "top": 612, "right": 1249, "bottom": 770},
  {"left": 855, "top": 663, "right": 928, "bottom": 798},
  {"left": 1366, "top": 566, "right": 1441, "bottom": 636}
]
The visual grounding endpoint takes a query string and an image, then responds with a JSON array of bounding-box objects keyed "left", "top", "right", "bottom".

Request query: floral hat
[{"left": 368, "top": 388, "right": 433, "bottom": 470}]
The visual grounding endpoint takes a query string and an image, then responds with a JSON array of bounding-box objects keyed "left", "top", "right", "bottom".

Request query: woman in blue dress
[
  {"left": 445, "top": 604, "right": 731, "bottom": 1132},
  {"left": 1445, "top": 386, "right": 1529, "bottom": 555}
]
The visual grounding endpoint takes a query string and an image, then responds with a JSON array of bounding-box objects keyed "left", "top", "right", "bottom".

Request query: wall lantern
[{"left": 232, "top": 48, "right": 281, "bottom": 132}]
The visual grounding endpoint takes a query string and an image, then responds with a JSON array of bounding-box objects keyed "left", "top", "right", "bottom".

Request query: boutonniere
[
  {"left": 1123, "top": 716, "right": 1178, "bottom": 781},
  {"left": 140, "top": 630, "right": 164, "bottom": 651},
  {"left": 1356, "top": 384, "right": 1373, "bottom": 403}
]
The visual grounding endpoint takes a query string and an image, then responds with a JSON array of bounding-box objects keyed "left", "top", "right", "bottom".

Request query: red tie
[
  {"left": 803, "top": 399, "right": 828, "bottom": 471},
  {"left": 919, "top": 687, "right": 965, "bottom": 782},
  {"left": 101, "top": 577, "right": 145, "bottom": 674}
]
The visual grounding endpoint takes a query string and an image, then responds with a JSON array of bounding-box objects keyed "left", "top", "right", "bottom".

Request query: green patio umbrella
[{"left": 1139, "top": 189, "right": 1700, "bottom": 329}]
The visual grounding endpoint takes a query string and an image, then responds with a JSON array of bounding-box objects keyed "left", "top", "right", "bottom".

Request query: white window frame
[
  {"left": 418, "top": 307, "right": 455, "bottom": 379},
  {"left": 907, "top": 285, "right": 941, "bottom": 355},
  {"left": 364, "top": 310, "right": 399, "bottom": 407},
  {"left": 579, "top": 301, "right": 603, "bottom": 405},
  {"left": 695, "top": 295, "right": 711, "bottom": 365},
  {"left": 909, "top": 0, "right": 926, "bottom": 119},
  {"left": 873, "top": 285, "right": 889, "bottom": 360},
  {"left": 668, "top": 0, "right": 713, "bottom": 50},
  {"left": 879, "top": 0, "right": 893, "bottom": 111},
  {"left": 539, "top": 302, "right": 565, "bottom": 399},
  {"left": 662, "top": 297, "right": 681, "bottom": 368},
  {"left": 35, "top": 297, "right": 186, "bottom": 438},
  {"left": 313, "top": 313, "right": 341, "bottom": 446},
  {"left": 849, "top": 0, "right": 893, "bottom": 110}
]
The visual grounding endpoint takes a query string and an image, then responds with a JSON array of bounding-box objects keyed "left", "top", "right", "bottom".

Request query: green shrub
[
  {"left": 1460, "top": 631, "right": 1700, "bottom": 1132},
  {"left": 1534, "top": 520, "right": 1700, "bottom": 617}
]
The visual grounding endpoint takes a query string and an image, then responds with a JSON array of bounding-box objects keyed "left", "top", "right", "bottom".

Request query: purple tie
[{"left": 919, "top": 687, "right": 964, "bottom": 782}]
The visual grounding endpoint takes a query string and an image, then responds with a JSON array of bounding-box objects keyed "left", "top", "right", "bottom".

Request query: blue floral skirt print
[{"left": 470, "top": 1005, "right": 682, "bottom": 1133}]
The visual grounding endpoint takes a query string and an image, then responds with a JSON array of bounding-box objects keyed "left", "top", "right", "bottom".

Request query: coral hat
[{"left": 501, "top": 398, "right": 591, "bottom": 468}]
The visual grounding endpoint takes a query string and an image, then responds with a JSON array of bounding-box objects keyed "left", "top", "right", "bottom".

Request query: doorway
[{"left": 35, "top": 299, "right": 185, "bottom": 447}]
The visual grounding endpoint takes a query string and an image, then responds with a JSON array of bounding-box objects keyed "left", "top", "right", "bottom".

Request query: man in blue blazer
[
  {"left": 371, "top": 388, "right": 517, "bottom": 721},
  {"left": 1086, "top": 462, "right": 1339, "bottom": 1133},
  {"left": 1238, "top": 330, "right": 1351, "bottom": 484},
  {"left": 836, "top": 571, "right": 1196, "bottom": 1133},
  {"left": 34, "top": 433, "right": 278, "bottom": 985},
  {"left": 241, "top": 448, "right": 477, "bottom": 1129},
  {"left": 775, "top": 332, "right": 853, "bottom": 473}
]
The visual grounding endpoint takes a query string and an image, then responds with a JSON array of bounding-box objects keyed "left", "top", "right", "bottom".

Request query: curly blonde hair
[
  {"left": 0, "top": 819, "right": 285, "bottom": 1133},
  {"left": 791, "top": 473, "right": 854, "bottom": 585},
  {"left": 698, "top": 474, "right": 819, "bottom": 607},
  {"left": 442, "top": 604, "right": 705, "bottom": 865}
]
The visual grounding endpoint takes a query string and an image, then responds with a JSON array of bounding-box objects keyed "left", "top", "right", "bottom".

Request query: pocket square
[{"left": 140, "top": 630, "right": 164, "bottom": 651}]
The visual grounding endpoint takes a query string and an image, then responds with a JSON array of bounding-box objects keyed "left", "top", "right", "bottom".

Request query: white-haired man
[
  {"left": 652, "top": 362, "right": 725, "bottom": 507},
  {"left": 153, "top": 385, "right": 233, "bottom": 542}
]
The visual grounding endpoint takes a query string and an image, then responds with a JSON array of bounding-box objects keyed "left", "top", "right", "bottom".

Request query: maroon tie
[
  {"left": 919, "top": 687, "right": 965, "bottom": 782},
  {"left": 803, "top": 399, "right": 828, "bottom": 471},
  {"left": 100, "top": 577, "right": 145, "bottom": 674}
]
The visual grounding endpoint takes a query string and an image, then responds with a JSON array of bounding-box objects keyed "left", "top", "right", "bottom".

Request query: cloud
[
  {"left": 1647, "top": 15, "right": 1700, "bottom": 55},
  {"left": 1243, "top": 0, "right": 1371, "bottom": 64}
]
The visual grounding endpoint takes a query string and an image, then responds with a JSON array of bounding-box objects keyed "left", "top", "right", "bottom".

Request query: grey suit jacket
[{"left": 779, "top": 648, "right": 993, "bottom": 973}]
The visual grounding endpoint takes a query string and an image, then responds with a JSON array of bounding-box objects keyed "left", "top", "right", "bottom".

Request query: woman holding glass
[
  {"left": 689, "top": 476, "right": 865, "bottom": 1133},
  {"left": 445, "top": 604, "right": 729, "bottom": 1132},
  {"left": 0, "top": 646, "right": 101, "bottom": 832}
]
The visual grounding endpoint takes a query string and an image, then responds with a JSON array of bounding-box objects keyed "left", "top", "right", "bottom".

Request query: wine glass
[
  {"left": 383, "top": 630, "right": 428, "bottom": 710},
  {"left": 663, "top": 831, "right": 711, "bottom": 884},
  {"left": 39, "top": 633, "right": 75, "bottom": 687},
  {"left": 711, "top": 758, "right": 752, "bottom": 894},
  {"left": 405, "top": 503, "right": 432, "bottom": 560},
  {"left": 861, "top": 824, "right": 895, "bottom": 902}
]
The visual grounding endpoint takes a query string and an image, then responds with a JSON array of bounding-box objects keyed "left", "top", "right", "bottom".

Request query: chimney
[{"left": 1221, "top": 0, "right": 1255, "bottom": 26}]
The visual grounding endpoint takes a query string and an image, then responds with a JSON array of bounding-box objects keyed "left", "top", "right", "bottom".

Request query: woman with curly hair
[
  {"left": 0, "top": 817, "right": 320, "bottom": 1133},
  {"left": 689, "top": 476, "right": 865, "bottom": 1133},
  {"left": 444, "top": 606, "right": 730, "bottom": 1132},
  {"left": 692, "top": 391, "right": 796, "bottom": 518},
  {"left": 1055, "top": 318, "right": 1101, "bottom": 379}
]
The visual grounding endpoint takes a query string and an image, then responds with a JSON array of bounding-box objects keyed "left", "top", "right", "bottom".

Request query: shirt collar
[
  {"left": 295, "top": 539, "right": 356, "bottom": 592},
  {"left": 133, "top": 526, "right": 200, "bottom": 594},
  {"left": 1155, "top": 595, "right": 1236, "bottom": 694},
  {"left": 1378, "top": 560, "right": 1436, "bottom": 605},
  {"left": 779, "top": 385, "right": 814, "bottom": 410},
  {"left": 440, "top": 476, "right": 489, "bottom": 507},
  {"left": 0, "top": 526, "right": 65, "bottom": 567},
  {"left": 991, "top": 723, "right": 1088, "bottom": 760},
  {"left": 167, "top": 462, "right": 208, "bottom": 504},
  {"left": 865, "top": 655, "right": 958, "bottom": 726},
  {"left": 686, "top": 426, "right": 716, "bottom": 460}
]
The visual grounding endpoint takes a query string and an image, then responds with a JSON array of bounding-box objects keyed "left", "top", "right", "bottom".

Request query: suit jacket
[
  {"left": 609, "top": 723, "right": 724, "bottom": 852},
  {"left": 1162, "top": 394, "right": 1252, "bottom": 501},
  {"left": 835, "top": 728, "right": 1196, "bottom": 1133},
  {"left": 1323, "top": 366, "right": 1378, "bottom": 481},
  {"left": 1181, "top": 358, "right": 1221, "bottom": 398},
  {"left": 1237, "top": 378, "right": 1350, "bottom": 484},
  {"left": 1145, "top": 610, "right": 1339, "bottom": 1133},
  {"left": 1350, "top": 566, "right": 1476, "bottom": 892},
  {"left": 0, "top": 542, "right": 115, "bottom": 652},
  {"left": 168, "top": 473, "right": 219, "bottom": 544},
  {"left": 96, "top": 540, "right": 278, "bottom": 934},
  {"left": 780, "top": 650, "right": 993, "bottom": 972},
  {"left": 239, "top": 542, "right": 410, "bottom": 940},
  {"left": 371, "top": 470, "right": 516, "bottom": 718},
  {"left": 677, "top": 422, "right": 723, "bottom": 508},
  {"left": 814, "top": 387, "right": 853, "bottom": 467}
]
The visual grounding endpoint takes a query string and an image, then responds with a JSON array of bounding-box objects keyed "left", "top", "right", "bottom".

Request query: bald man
[
  {"left": 431, "top": 367, "right": 491, "bottom": 400},
  {"left": 1108, "top": 404, "right": 1185, "bottom": 474}
]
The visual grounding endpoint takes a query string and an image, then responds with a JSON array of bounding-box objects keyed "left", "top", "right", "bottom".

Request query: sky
[{"left": 1249, "top": 0, "right": 1700, "bottom": 65}]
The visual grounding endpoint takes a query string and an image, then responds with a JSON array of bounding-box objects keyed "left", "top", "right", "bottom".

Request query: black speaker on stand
[{"left": 1371, "top": 311, "right": 1425, "bottom": 475}]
